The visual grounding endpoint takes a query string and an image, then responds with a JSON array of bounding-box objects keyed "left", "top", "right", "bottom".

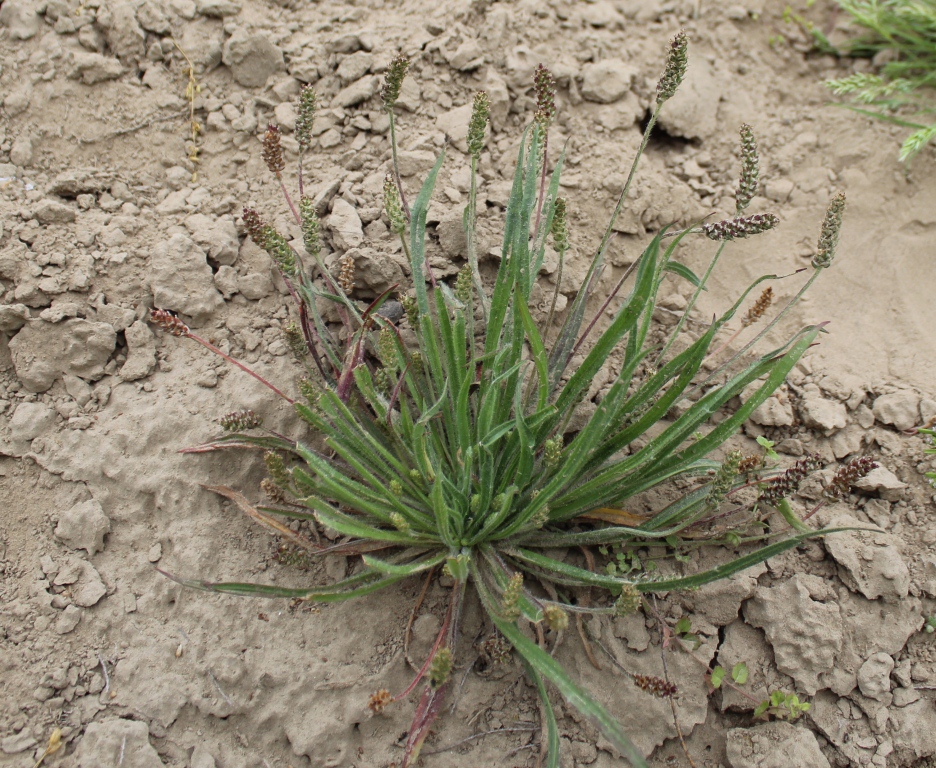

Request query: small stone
[
  {"left": 750, "top": 395, "right": 794, "bottom": 427},
  {"left": 222, "top": 29, "right": 284, "bottom": 87},
  {"left": 149, "top": 234, "right": 224, "bottom": 324},
  {"left": 764, "top": 178, "right": 795, "bottom": 202},
  {"left": 10, "top": 319, "right": 116, "bottom": 392},
  {"left": 8, "top": 402, "right": 56, "bottom": 453},
  {"left": 237, "top": 272, "right": 273, "bottom": 300},
  {"left": 857, "top": 653, "right": 894, "bottom": 701},
  {"left": 328, "top": 199, "right": 364, "bottom": 251},
  {"left": 1, "top": 732, "right": 38, "bottom": 754},
  {"left": 892, "top": 686, "right": 921, "bottom": 707},
  {"left": 34, "top": 200, "right": 76, "bottom": 225},
  {"left": 854, "top": 466, "right": 908, "bottom": 502},
  {"left": 55, "top": 605, "right": 81, "bottom": 635},
  {"left": 196, "top": 0, "right": 241, "bottom": 16},
  {"left": 214, "top": 265, "right": 239, "bottom": 297},
  {"left": 148, "top": 543, "right": 163, "bottom": 563},
  {"left": 55, "top": 500, "right": 111, "bottom": 555},
  {"left": 436, "top": 104, "right": 474, "bottom": 152},
  {"left": 446, "top": 39, "right": 484, "bottom": 71},
  {"left": 191, "top": 745, "right": 218, "bottom": 768},
  {"left": 872, "top": 391, "right": 921, "bottom": 431},
  {"left": 799, "top": 393, "right": 847, "bottom": 433},
  {"left": 68, "top": 51, "right": 124, "bottom": 84},
  {"left": 117, "top": 320, "right": 155, "bottom": 381},
  {"left": 335, "top": 51, "right": 373, "bottom": 84},
  {"left": 184, "top": 214, "right": 239, "bottom": 265},
  {"left": 396, "top": 149, "right": 438, "bottom": 177},
  {"left": 331, "top": 75, "right": 378, "bottom": 108},
  {"left": 581, "top": 59, "right": 636, "bottom": 104},
  {"left": 0, "top": 0, "right": 41, "bottom": 39},
  {"left": 824, "top": 511, "right": 910, "bottom": 601},
  {"left": 10, "top": 133, "right": 33, "bottom": 167},
  {"left": 0, "top": 304, "right": 29, "bottom": 332}
]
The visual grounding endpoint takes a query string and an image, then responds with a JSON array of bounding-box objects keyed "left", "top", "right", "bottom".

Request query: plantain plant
[{"left": 151, "top": 33, "right": 867, "bottom": 767}]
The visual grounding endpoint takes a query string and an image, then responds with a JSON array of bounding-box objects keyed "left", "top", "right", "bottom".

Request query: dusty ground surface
[{"left": 1, "top": 0, "right": 936, "bottom": 766}]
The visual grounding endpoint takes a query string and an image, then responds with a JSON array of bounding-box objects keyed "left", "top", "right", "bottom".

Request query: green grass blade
[
  {"left": 473, "top": 562, "right": 649, "bottom": 768},
  {"left": 519, "top": 658, "right": 560, "bottom": 768},
  {"left": 362, "top": 550, "right": 446, "bottom": 576}
]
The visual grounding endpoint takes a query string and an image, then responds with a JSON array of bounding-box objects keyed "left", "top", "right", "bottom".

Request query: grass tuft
[{"left": 149, "top": 33, "right": 866, "bottom": 767}]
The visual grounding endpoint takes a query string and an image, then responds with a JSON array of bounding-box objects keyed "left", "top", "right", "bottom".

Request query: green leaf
[
  {"left": 473, "top": 562, "right": 649, "bottom": 768},
  {"left": 663, "top": 260, "right": 703, "bottom": 287},
  {"left": 710, "top": 666, "right": 725, "bottom": 689},
  {"left": 519, "top": 658, "right": 560, "bottom": 768},
  {"left": 674, "top": 617, "right": 691, "bottom": 635},
  {"left": 732, "top": 662, "right": 749, "bottom": 685}
]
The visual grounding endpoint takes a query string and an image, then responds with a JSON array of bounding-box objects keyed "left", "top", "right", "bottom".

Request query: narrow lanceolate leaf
[
  {"left": 473, "top": 562, "right": 649, "bottom": 768},
  {"left": 633, "top": 528, "right": 863, "bottom": 592},
  {"left": 362, "top": 550, "right": 446, "bottom": 576},
  {"left": 519, "top": 657, "right": 560, "bottom": 768}
]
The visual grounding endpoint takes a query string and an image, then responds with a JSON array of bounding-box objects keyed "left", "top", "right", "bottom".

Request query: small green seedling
[{"left": 754, "top": 690, "right": 811, "bottom": 721}]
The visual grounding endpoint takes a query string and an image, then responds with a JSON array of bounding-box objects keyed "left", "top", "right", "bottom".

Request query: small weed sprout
[{"left": 151, "top": 34, "right": 865, "bottom": 768}]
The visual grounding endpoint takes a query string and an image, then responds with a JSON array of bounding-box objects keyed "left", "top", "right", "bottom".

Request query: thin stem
[
  {"left": 531, "top": 132, "right": 550, "bottom": 246},
  {"left": 572, "top": 257, "right": 640, "bottom": 357},
  {"left": 278, "top": 176, "right": 301, "bottom": 225},
  {"left": 594, "top": 109, "right": 661, "bottom": 268},
  {"left": 467, "top": 155, "right": 488, "bottom": 321},
  {"left": 656, "top": 240, "right": 728, "bottom": 366},
  {"left": 185, "top": 331, "right": 295, "bottom": 404},
  {"left": 691, "top": 268, "right": 823, "bottom": 398},
  {"left": 388, "top": 112, "right": 411, "bottom": 220}
]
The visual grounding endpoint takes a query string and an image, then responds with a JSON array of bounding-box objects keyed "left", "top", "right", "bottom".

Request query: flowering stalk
[
  {"left": 466, "top": 91, "right": 490, "bottom": 320},
  {"left": 150, "top": 309, "right": 295, "bottom": 404},
  {"left": 382, "top": 53, "right": 411, "bottom": 220}
]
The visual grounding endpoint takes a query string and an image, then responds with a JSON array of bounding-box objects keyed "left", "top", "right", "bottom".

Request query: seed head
[
  {"left": 368, "top": 689, "right": 393, "bottom": 714},
  {"left": 383, "top": 174, "right": 406, "bottom": 236},
  {"left": 501, "top": 572, "right": 524, "bottom": 621},
  {"left": 150, "top": 308, "right": 190, "bottom": 337},
  {"left": 702, "top": 213, "right": 779, "bottom": 241},
  {"left": 824, "top": 456, "right": 878, "bottom": 501},
  {"left": 614, "top": 583, "right": 642, "bottom": 616},
  {"left": 736, "top": 124, "right": 759, "bottom": 213},
  {"left": 284, "top": 322, "right": 307, "bottom": 359},
  {"left": 738, "top": 454, "right": 763, "bottom": 475},
  {"left": 551, "top": 197, "right": 569, "bottom": 253},
  {"left": 299, "top": 196, "right": 321, "bottom": 260},
  {"left": 707, "top": 450, "right": 742, "bottom": 510},
  {"left": 381, "top": 53, "right": 409, "bottom": 111},
  {"left": 467, "top": 91, "right": 489, "bottom": 159},
  {"left": 242, "top": 207, "right": 268, "bottom": 247},
  {"left": 742, "top": 287, "right": 774, "bottom": 327},
  {"left": 389, "top": 479, "right": 403, "bottom": 497},
  {"left": 220, "top": 409, "right": 263, "bottom": 432},
  {"left": 533, "top": 64, "right": 557, "bottom": 132},
  {"left": 543, "top": 437, "right": 563, "bottom": 468},
  {"left": 656, "top": 31, "right": 689, "bottom": 105},
  {"left": 543, "top": 605, "right": 569, "bottom": 632},
  {"left": 633, "top": 674, "right": 678, "bottom": 699},
  {"left": 812, "top": 192, "right": 846, "bottom": 269},
  {"left": 480, "top": 633, "right": 512, "bottom": 665},
  {"left": 389, "top": 510, "right": 409, "bottom": 533},
  {"left": 264, "top": 450, "right": 292, "bottom": 489},
  {"left": 260, "top": 478, "right": 289, "bottom": 503},
  {"left": 262, "top": 123, "right": 286, "bottom": 175},
  {"left": 377, "top": 327, "right": 397, "bottom": 368},
  {"left": 758, "top": 453, "right": 823, "bottom": 507},
  {"left": 297, "top": 377, "right": 319, "bottom": 407},
  {"left": 455, "top": 264, "right": 473, "bottom": 305},
  {"left": 400, "top": 294, "right": 419, "bottom": 328},
  {"left": 428, "top": 647, "right": 453, "bottom": 689},
  {"left": 295, "top": 85, "right": 317, "bottom": 152},
  {"left": 338, "top": 253, "right": 355, "bottom": 293}
]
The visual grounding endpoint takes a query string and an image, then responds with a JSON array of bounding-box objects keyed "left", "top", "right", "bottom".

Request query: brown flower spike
[
  {"left": 150, "top": 308, "right": 190, "bottom": 337},
  {"left": 261, "top": 123, "right": 286, "bottom": 176}
]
